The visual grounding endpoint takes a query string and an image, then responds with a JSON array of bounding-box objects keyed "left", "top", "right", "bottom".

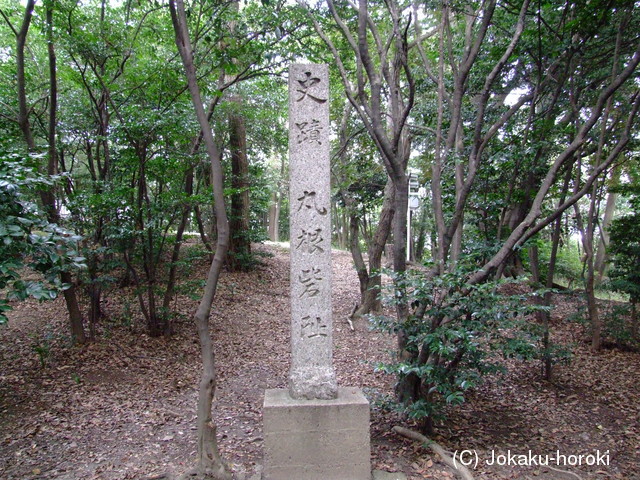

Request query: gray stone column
[
  {"left": 288, "top": 63, "right": 337, "bottom": 400},
  {"left": 262, "top": 63, "right": 370, "bottom": 480}
]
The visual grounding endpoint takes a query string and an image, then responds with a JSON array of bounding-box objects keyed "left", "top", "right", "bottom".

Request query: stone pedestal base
[{"left": 263, "top": 387, "right": 371, "bottom": 480}]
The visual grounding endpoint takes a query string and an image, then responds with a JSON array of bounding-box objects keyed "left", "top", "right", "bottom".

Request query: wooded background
[{"left": 1, "top": 0, "right": 639, "bottom": 477}]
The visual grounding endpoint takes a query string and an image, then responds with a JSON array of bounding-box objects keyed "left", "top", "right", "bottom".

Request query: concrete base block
[{"left": 263, "top": 387, "right": 371, "bottom": 480}]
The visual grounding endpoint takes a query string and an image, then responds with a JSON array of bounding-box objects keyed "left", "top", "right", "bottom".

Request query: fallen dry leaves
[{"left": 0, "top": 243, "right": 638, "bottom": 479}]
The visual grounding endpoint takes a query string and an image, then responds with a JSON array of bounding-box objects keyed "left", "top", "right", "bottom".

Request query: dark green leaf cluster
[
  {"left": 0, "top": 155, "right": 85, "bottom": 324},
  {"left": 601, "top": 304, "right": 639, "bottom": 351},
  {"left": 370, "top": 266, "right": 551, "bottom": 427},
  {"left": 608, "top": 185, "right": 640, "bottom": 303}
]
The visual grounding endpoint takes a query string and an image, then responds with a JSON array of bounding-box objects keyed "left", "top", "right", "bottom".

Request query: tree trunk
[
  {"left": 267, "top": 155, "right": 285, "bottom": 242},
  {"left": 227, "top": 109, "right": 251, "bottom": 271},
  {"left": 528, "top": 244, "right": 540, "bottom": 284},
  {"left": 573, "top": 165, "right": 602, "bottom": 351},
  {"left": 162, "top": 169, "right": 195, "bottom": 330},
  {"left": 194, "top": 204, "right": 214, "bottom": 253},
  {"left": 414, "top": 200, "right": 429, "bottom": 262},
  {"left": 46, "top": 5, "right": 87, "bottom": 344},
  {"left": 268, "top": 191, "right": 280, "bottom": 241},
  {"left": 60, "top": 272, "right": 87, "bottom": 344},
  {"left": 87, "top": 257, "right": 102, "bottom": 339},
  {"left": 450, "top": 122, "right": 465, "bottom": 267},
  {"left": 394, "top": 172, "right": 420, "bottom": 405},
  {"left": 539, "top": 167, "right": 571, "bottom": 380},
  {"left": 12, "top": 2, "right": 88, "bottom": 345},
  {"left": 43, "top": 5, "right": 58, "bottom": 217},
  {"left": 334, "top": 203, "right": 347, "bottom": 250},
  {"left": 15, "top": 0, "right": 36, "bottom": 153},
  {"left": 350, "top": 179, "right": 395, "bottom": 317},
  {"left": 595, "top": 169, "right": 620, "bottom": 285},
  {"left": 586, "top": 256, "right": 601, "bottom": 351},
  {"left": 170, "top": 1, "right": 231, "bottom": 477}
]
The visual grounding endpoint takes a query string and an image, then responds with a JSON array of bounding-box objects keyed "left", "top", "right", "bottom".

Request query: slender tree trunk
[
  {"left": 414, "top": 199, "right": 429, "bottom": 262},
  {"left": 351, "top": 179, "right": 395, "bottom": 316},
  {"left": 528, "top": 245, "right": 541, "bottom": 284},
  {"left": 87, "top": 258, "right": 102, "bottom": 339},
  {"left": 586, "top": 251, "right": 601, "bottom": 350},
  {"left": 583, "top": 181, "right": 602, "bottom": 352},
  {"left": 162, "top": 169, "right": 195, "bottom": 330},
  {"left": 227, "top": 109, "right": 251, "bottom": 271},
  {"left": 450, "top": 122, "right": 465, "bottom": 266},
  {"left": 394, "top": 172, "right": 420, "bottom": 404},
  {"left": 335, "top": 204, "right": 347, "bottom": 250},
  {"left": 268, "top": 191, "right": 279, "bottom": 241},
  {"left": 347, "top": 200, "right": 370, "bottom": 300},
  {"left": 170, "top": 1, "right": 231, "bottom": 477},
  {"left": 41, "top": 3, "right": 87, "bottom": 344},
  {"left": 267, "top": 155, "right": 285, "bottom": 242},
  {"left": 193, "top": 204, "right": 214, "bottom": 253},
  {"left": 132, "top": 156, "right": 162, "bottom": 337},
  {"left": 15, "top": 0, "right": 36, "bottom": 152},
  {"left": 44, "top": 5, "right": 58, "bottom": 216},
  {"left": 595, "top": 169, "right": 620, "bottom": 284},
  {"left": 539, "top": 167, "right": 571, "bottom": 380},
  {"left": 574, "top": 167, "right": 601, "bottom": 351}
]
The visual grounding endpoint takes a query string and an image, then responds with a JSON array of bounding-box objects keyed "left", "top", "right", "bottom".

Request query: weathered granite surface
[
  {"left": 262, "top": 63, "right": 371, "bottom": 480},
  {"left": 288, "top": 63, "right": 337, "bottom": 400},
  {"left": 263, "top": 388, "right": 371, "bottom": 480}
]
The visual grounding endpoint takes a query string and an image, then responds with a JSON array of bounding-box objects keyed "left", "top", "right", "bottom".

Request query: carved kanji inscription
[
  {"left": 295, "top": 119, "right": 323, "bottom": 145},
  {"left": 299, "top": 267, "right": 322, "bottom": 298},
  {"left": 295, "top": 71, "right": 327, "bottom": 104},
  {"left": 300, "top": 316, "right": 328, "bottom": 338},
  {"left": 296, "top": 228, "right": 324, "bottom": 253},
  {"left": 297, "top": 190, "right": 328, "bottom": 215}
]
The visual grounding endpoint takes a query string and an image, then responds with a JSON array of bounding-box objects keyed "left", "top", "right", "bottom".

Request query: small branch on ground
[
  {"left": 393, "top": 426, "right": 475, "bottom": 480},
  {"left": 346, "top": 303, "right": 357, "bottom": 331}
]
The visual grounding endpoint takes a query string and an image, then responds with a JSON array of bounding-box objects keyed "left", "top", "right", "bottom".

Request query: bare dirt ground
[{"left": 1, "top": 243, "right": 638, "bottom": 480}]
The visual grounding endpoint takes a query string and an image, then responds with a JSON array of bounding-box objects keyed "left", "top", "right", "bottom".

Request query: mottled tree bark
[
  {"left": 227, "top": 109, "right": 252, "bottom": 271},
  {"left": 170, "top": 0, "right": 231, "bottom": 477}
]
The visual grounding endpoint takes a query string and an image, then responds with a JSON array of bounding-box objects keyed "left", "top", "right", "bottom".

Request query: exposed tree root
[
  {"left": 167, "top": 468, "right": 251, "bottom": 480},
  {"left": 393, "top": 426, "right": 475, "bottom": 480},
  {"left": 394, "top": 426, "right": 585, "bottom": 480},
  {"left": 146, "top": 474, "right": 173, "bottom": 480},
  {"left": 545, "top": 464, "right": 584, "bottom": 480}
]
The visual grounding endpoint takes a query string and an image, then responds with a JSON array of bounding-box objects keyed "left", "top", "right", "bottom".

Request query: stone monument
[{"left": 262, "top": 63, "right": 371, "bottom": 480}]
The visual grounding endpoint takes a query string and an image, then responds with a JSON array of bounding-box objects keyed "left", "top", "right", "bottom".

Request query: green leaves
[
  {"left": 608, "top": 184, "right": 640, "bottom": 304},
  {"left": 0, "top": 155, "right": 85, "bottom": 324},
  {"left": 371, "top": 266, "right": 550, "bottom": 428}
]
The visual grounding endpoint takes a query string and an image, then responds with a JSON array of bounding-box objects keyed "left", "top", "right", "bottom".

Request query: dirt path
[{"left": 1, "top": 244, "right": 638, "bottom": 479}]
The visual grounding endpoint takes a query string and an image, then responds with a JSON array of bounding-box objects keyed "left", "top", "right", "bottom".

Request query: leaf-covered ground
[{"left": 0, "top": 243, "right": 638, "bottom": 479}]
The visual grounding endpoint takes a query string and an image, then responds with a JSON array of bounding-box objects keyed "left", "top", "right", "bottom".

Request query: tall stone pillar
[
  {"left": 262, "top": 63, "right": 370, "bottom": 480},
  {"left": 288, "top": 63, "right": 337, "bottom": 400}
]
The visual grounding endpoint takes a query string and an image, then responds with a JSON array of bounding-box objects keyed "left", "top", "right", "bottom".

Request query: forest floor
[{"left": 0, "top": 242, "right": 639, "bottom": 480}]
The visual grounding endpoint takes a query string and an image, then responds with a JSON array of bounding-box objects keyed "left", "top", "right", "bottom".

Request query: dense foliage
[
  {"left": 0, "top": 0, "right": 638, "bottom": 443},
  {"left": 609, "top": 185, "right": 640, "bottom": 305},
  {"left": 0, "top": 154, "right": 84, "bottom": 324}
]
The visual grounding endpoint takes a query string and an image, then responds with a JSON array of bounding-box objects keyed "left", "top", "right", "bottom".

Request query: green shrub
[
  {"left": 0, "top": 155, "right": 85, "bottom": 324},
  {"left": 602, "top": 304, "right": 638, "bottom": 350},
  {"left": 369, "top": 266, "right": 552, "bottom": 432}
]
